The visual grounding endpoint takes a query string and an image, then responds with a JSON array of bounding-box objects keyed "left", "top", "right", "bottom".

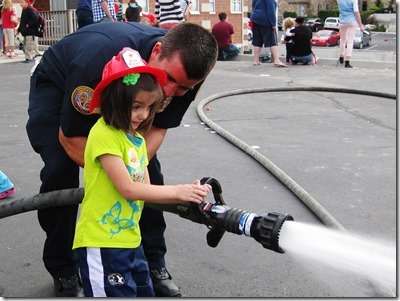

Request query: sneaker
[
  {"left": 0, "top": 170, "right": 15, "bottom": 200},
  {"left": 151, "top": 267, "right": 181, "bottom": 297},
  {"left": 53, "top": 274, "right": 85, "bottom": 297},
  {"left": 25, "top": 59, "right": 33, "bottom": 63}
]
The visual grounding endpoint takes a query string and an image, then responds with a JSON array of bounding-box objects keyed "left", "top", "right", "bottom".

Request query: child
[
  {"left": 281, "top": 17, "right": 295, "bottom": 64},
  {"left": 0, "top": 170, "right": 15, "bottom": 199},
  {"left": 72, "top": 47, "right": 211, "bottom": 297},
  {"left": 1, "top": 0, "right": 18, "bottom": 58},
  {"left": 140, "top": 12, "right": 156, "bottom": 26}
]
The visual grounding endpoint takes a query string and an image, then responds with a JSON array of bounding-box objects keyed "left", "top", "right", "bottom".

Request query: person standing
[
  {"left": 76, "top": 0, "right": 93, "bottom": 28},
  {"left": 287, "top": 17, "right": 313, "bottom": 65},
  {"left": 92, "top": 0, "right": 116, "bottom": 23},
  {"left": 250, "top": 0, "right": 286, "bottom": 67},
  {"left": 73, "top": 47, "right": 211, "bottom": 297},
  {"left": 1, "top": 0, "right": 18, "bottom": 58},
  {"left": 16, "top": 0, "right": 38, "bottom": 63},
  {"left": 212, "top": 12, "right": 240, "bottom": 61},
  {"left": 180, "top": 0, "right": 192, "bottom": 22},
  {"left": 337, "top": 0, "right": 364, "bottom": 68},
  {"left": 26, "top": 22, "right": 217, "bottom": 298},
  {"left": 0, "top": 0, "right": 4, "bottom": 55},
  {"left": 125, "top": 0, "right": 142, "bottom": 22},
  {"left": 114, "top": 0, "right": 122, "bottom": 21},
  {"left": 155, "top": 0, "right": 183, "bottom": 30},
  {"left": 30, "top": 0, "right": 41, "bottom": 59}
]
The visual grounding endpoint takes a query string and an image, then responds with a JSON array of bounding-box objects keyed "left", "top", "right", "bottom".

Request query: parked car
[
  {"left": 324, "top": 17, "right": 340, "bottom": 31},
  {"left": 305, "top": 18, "right": 323, "bottom": 32},
  {"left": 353, "top": 28, "right": 372, "bottom": 49},
  {"left": 311, "top": 30, "right": 340, "bottom": 47}
]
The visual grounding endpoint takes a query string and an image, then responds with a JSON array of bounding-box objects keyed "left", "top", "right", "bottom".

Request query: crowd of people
[{"left": 0, "top": 0, "right": 41, "bottom": 62}]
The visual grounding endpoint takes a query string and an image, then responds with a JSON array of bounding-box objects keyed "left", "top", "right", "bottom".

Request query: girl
[
  {"left": 281, "top": 17, "right": 295, "bottom": 64},
  {"left": 1, "top": 0, "right": 18, "bottom": 58},
  {"left": 73, "top": 48, "right": 211, "bottom": 297}
]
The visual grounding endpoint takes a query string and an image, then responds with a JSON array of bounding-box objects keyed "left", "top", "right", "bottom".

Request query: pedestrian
[
  {"left": 0, "top": 0, "right": 3, "bottom": 55},
  {"left": 92, "top": 0, "right": 116, "bottom": 23},
  {"left": 250, "top": 0, "right": 286, "bottom": 67},
  {"left": 0, "top": 169, "right": 15, "bottom": 200},
  {"left": 180, "top": 0, "right": 192, "bottom": 22},
  {"left": 1, "top": 0, "right": 18, "bottom": 58},
  {"left": 280, "top": 17, "right": 295, "bottom": 64},
  {"left": 76, "top": 0, "right": 93, "bottom": 28},
  {"left": 212, "top": 12, "right": 240, "bottom": 61},
  {"left": 140, "top": 12, "right": 157, "bottom": 26},
  {"left": 16, "top": 0, "right": 38, "bottom": 63},
  {"left": 114, "top": 0, "right": 122, "bottom": 21},
  {"left": 337, "top": 0, "right": 364, "bottom": 68},
  {"left": 155, "top": 0, "right": 183, "bottom": 30},
  {"left": 26, "top": 21, "right": 217, "bottom": 298},
  {"left": 287, "top": 17, "right": 314, "bottom": 65},
  {"left": 29, "top": 0, "right": 41, "bottom": 59},
  {"left": 72, "top": 47, "right": 211, "bottom": 297},
  {"left": 125, "top": 0, "right": 141, "bottom": 22}
]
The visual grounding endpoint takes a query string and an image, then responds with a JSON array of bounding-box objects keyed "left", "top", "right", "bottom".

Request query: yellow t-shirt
[{"left": 73, "top": 117, "right": 148, "bottom": 249}]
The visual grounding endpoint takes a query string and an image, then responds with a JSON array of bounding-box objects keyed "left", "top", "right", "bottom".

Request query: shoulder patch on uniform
[{"left": 71, "top": 86, "right": 94, "bottom": 115}]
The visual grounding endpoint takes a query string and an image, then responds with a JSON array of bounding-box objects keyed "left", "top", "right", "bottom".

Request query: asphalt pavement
[{"left": 0, "top": 47, "right": 396, "bottom": 297}]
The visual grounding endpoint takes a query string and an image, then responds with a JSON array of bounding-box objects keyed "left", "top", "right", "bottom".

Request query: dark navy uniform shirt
[{"left": 38, "top": 21, "right": 199, "bottom": 138}]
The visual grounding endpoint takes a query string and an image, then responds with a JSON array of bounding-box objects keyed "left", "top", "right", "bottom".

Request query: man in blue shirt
[{"left": 27, "top": 22, "right": 217, "bottom": 297}]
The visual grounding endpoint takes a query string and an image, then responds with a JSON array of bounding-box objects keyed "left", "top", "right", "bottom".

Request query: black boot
[
  {"left": 339, "top": 57, "right": 344, "bottom": 64},
  {"left": 151, "top": 267, "right": 181, "bottom": 297},
  {"left": 345, "top": 60, "right": 353, "bottom": 68},
  {"left": 53, "top": 274, "right": 84, "bottom": 297}
]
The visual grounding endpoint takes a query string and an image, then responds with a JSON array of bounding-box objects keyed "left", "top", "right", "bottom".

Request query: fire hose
[{"left": 0, "top": 177, "right": 293, "bottom": 254}]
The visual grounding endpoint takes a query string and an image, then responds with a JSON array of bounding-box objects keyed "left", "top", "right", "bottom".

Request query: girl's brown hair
[{"left": 100, "top": 73, "right": 163, "bottom": 136}]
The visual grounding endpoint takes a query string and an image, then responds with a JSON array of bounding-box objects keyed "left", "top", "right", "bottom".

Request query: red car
[{"left": 311, "top": 30, "right": 340, "bottom": 47}]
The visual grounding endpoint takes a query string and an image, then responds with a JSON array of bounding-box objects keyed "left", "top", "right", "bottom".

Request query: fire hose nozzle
[{"left": 250, "top": 212, "right": 294, "bottom": 253}]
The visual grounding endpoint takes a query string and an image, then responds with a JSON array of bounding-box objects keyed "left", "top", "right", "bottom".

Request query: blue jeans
[
  {"left": 222, "top": 44, "right": 240, "bottom": 59},
  {"left": 291, "top": 54, "right": 314, "bottom": 65}
]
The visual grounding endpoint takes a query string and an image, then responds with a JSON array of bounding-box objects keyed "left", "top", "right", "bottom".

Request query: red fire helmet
[{"left": 89, "top": 47, "right": 167, "bottom": 114}]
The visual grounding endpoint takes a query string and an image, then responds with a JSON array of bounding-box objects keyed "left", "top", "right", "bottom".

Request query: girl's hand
[{"left": 175, "top": 180, "right": 212, "bottom": 204}]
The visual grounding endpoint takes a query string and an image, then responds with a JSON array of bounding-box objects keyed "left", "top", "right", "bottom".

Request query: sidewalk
[
  {"left": 235, "top": 44, "right": 396, "bottom": 69},
  {"left": 0, "top": 49, "right": 43, "bottom": 64}
]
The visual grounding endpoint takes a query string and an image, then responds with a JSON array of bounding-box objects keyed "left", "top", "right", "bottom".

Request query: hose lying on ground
[{"left": 196, "top": 87, "right": 396, "bottom": 231}]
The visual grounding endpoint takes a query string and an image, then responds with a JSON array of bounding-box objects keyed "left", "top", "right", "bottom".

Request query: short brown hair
[{"left": 159, "top": 23, "right": 218, "bottom": 80}]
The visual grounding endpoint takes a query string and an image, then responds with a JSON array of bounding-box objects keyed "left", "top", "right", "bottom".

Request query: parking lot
[{"left": 0, "top": 45, "right": 396, "bottom": 297}]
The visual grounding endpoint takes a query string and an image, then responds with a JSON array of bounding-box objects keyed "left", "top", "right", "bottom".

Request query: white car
[{"left": 324, "top": 17, "right": 340, "bottom": 31}]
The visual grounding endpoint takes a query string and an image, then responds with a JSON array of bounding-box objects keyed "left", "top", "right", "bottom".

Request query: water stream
[{"left": 279, "top": 221, "right": 396, "bottom": 297}]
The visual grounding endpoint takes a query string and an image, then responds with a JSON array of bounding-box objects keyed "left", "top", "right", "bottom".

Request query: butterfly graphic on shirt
[{"left": 98, "top": 200, "right": 141, "bottom": 238}]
